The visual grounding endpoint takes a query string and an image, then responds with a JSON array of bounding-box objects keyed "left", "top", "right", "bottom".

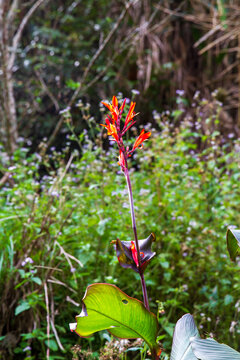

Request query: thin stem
[{"left": 124, "top": 164, "right": 150, "bottom": 311}]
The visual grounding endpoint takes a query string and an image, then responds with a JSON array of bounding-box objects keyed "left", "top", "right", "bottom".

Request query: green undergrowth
[{"left": 0, "top": 111, "right": 240, "bottom": 359}]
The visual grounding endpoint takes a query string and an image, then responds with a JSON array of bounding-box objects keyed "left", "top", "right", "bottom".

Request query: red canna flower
[
  {"left": 101, "top": 96, "right": 125, "bottom": 123},
  {"left": 132, "top": 129, "right": 151, "bottom": 151},
  {"left": 100, "top": 116, "right": 119, "bottom": 142},
  {"left": 101, "top": 95, "right": 151, "bottom": 168}
]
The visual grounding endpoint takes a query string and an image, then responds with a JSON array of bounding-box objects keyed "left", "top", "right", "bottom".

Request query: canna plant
[
  {"left": 226, "top": 226, "right": 240, "bottom": 262},
  {"left": 169, "top": 225, "right": 240, "bottom": 360},
  {"left": 70, "top": 96, "right": 161, "bottom": 359},
  {"left": 170, "top": 313, "right": 240, "bottom": 360}
]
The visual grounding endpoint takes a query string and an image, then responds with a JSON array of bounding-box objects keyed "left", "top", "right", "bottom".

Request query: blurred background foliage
[
  {"left": 1, "top": 0, "right": 240, "bottom": 359},
  {"left": 0, "top": 0, "right": 240, "bottom": 153}
]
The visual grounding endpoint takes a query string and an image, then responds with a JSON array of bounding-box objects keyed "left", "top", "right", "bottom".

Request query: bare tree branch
[
  {"left": 70, "top": 0, "right": 139, "bottom": 106},
  {"left": 7, "top": 0, "right": 19, "bottom": 26},
  {"left": 9, "top": 0, "right": 49, "bottom": 71},
  {"left": 35, "top": 69, "right": 60, "bottom": 111},
  {"left": 44, "top": 0, "right": 138, "bottom": 152},
  {"left": 0, "top": 1, "right": 18, "bottom": 154}
]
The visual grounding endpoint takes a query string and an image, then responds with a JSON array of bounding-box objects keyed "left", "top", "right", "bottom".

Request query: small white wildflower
[
  {"left": 176, "top": 89, "right": 185, "bottom": 96},
  {"left": 50, "top": 190, "right": 59, "bottom": 197},
  {"left": 94, "top": 24, "right": 100, "bottom": 31},
  {"left": 230, "top": 321, "right": 237, "bottom": 333},
  {"left": 139, "top": 188, "right": 150, "bottom": 196},
  {"left": 59, "top": 107, "right": 71, "bottom": 115},
  {"left": 26, "top": 257, "right": 34, "bottom": 264},
  {"left": 131, "top": 89, "right": 140, "bottom": 95},
  {"left": 23, "top": 346, "right": 31, "bottom": 352}
]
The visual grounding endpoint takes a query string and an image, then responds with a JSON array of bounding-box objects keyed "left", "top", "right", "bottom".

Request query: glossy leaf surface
[
  {"left": 70, "top": 283, "right": 160, "bottom": 354},
  {"left": 170, "top": 314, "right": 199, "bottom": 360},
  {"left": 191, "top": 338, "right": 240, "bottom": 360},
  {"left": 226, "top": 227, "right": 240, "bottom": 261}
]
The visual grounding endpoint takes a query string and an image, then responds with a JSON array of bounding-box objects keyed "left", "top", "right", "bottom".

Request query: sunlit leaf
[
  {"left": 191, "top": 338, "right": 240, "bottom": 360},
  {"left": 170, "top": 314, "right": 199, "bottom": 360},
  {"left": 226, "top": 227, "right": 240, "bottom": 261},
  {"left": 70, "top": 283, "right": 160, "bottom": 355}
]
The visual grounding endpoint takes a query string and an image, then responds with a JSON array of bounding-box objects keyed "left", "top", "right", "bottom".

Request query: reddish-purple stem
[{"left": 124, "top": 160, "right": 150, "bottom": 311}]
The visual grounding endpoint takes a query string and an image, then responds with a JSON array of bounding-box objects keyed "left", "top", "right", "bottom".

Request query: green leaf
[
  {"left": 15, "top": 301, "right": 30, "bottom": 316},
  {"left": 45, "top": 339, "right": 58, "bottom": 351},
  {"left": 226, "top": 227, "right": 240, "bottom": 261},
  {"left": 32, "top": 277, "right": 42, "bottom": 286},
  {"left": 224, "top": 294, "right": 233, "bottom": 305},
  {"left": 191, "top": 338, "right": 240, "bottom": 360},
  {"left": 66, "top": 79, "right": 80, "bottom": 90},
  {"left": 70, "top": 283, "right": 160, "bottom": 355},
  {"left": 170, "top": 314, "right": 199, "bottom": 360}
]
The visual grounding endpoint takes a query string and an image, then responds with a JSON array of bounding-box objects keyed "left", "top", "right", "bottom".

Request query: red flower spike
[
  {"left": 132, "top": 129, "right": 151, "bottom": 152},
  {"left": 114, "top": 233, "right": 156, "bottom": 274},
  {"left": 118, "top": 150, "right": 126, "bottom": 170},
  {"left": 101, "top": 96, "right": 151, "bottom": 166}
]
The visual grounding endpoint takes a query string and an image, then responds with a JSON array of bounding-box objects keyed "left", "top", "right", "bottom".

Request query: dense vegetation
[
  {"left": 0, "top": 1, "right": 240, "bottom": 359},
  {"left": 1, "top": 95, "right": 240, "bottom": 359}
]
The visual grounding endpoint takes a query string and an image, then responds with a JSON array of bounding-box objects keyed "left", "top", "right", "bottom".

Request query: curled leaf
[
  {"left": 226, "top": 226, "right": 240, "bottom": 261},
  {"left": 114, "top": 233, "right": 156, "bottom": 273},
  {"left": 170, "top": 314, "right": 200, "bottom": 360}
]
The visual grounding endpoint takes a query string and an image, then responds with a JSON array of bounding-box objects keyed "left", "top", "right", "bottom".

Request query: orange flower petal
[
  {"left": 132, "top": 130, "right": 151, "bottom": 151},
  {"left": 101, "top": 101, "right": 112, "bottom": 112},
  {"left": 124, "top": 102, "right": 136, "bottom": 127}
]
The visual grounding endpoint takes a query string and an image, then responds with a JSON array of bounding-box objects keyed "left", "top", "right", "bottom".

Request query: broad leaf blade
[
  {"left": 226, "top": 227, "right": 240, "bottom": 261},
  {"left": 70, "top": 283, "right": 160, "bottom": 354},
  {"left": 170, "top": 314, "right": 199, "bottom": 360},
  {"left": 191, "top": 338, "right": 240, "bottom": 360}
]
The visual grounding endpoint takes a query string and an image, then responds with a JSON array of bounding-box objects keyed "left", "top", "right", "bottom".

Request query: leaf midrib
[
  {"left": 181, "top": 344, "right": 193, "bottom": 360},
  {"left": 87, "top": 306, "right": 154, "bottom": 346}
]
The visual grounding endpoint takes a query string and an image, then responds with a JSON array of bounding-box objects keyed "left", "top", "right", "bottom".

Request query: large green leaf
[
  {"left": 226, "top": 227, "right": 240, "bottom": 261},
  {"left": 70, "top": 283, "right": 160, "bottom": 355},
  {"left": 191, "top": 338, "right": 240, "bottom": 360},
  {"left": 170, "top": 314, "right": 200, "bottom": 360}
]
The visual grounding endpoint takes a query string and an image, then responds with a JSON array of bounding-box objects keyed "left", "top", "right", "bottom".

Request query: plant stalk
[{"left": 124, "top": 164, "right": 150, "bottom": 311}]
